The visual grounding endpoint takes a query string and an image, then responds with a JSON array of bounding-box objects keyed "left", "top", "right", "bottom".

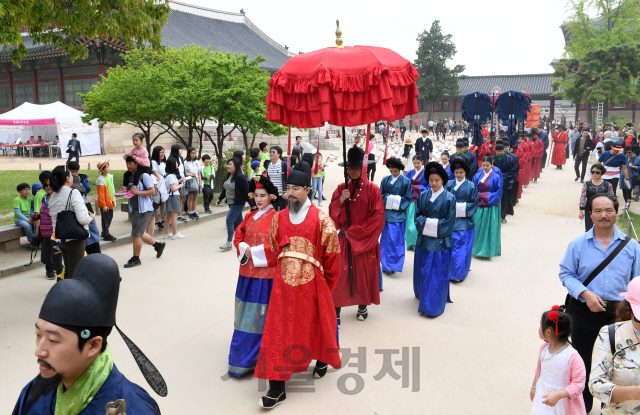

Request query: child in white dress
[{"left": 530, "top": 306, "right": 586, "bottom": 415}]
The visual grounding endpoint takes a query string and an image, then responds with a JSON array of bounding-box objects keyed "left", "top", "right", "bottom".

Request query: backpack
[{"left": 157, "top": 175, "right": 169, "bottom": 203}]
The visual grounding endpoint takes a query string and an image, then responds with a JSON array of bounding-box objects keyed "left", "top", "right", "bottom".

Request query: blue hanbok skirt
[
  {"left": 450, "top": 228, "right": 475, "bottom": 281},
  {"left": 228, "top": 275, "right": 273, "bottom": 377},
  {"left": 413, "top": 246, "right": 452, "bottom": 317},
  {"left": 380, "top": 221, "right": 406, "bottom": 272}
]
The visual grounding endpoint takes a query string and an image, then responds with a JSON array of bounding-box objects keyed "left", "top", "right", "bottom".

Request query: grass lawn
[
  {"left": 617, "top": 210, "right": 640, "bottom": 240},
  {"left": 0, "top": 170, "right": 127, "bottom": 226}
]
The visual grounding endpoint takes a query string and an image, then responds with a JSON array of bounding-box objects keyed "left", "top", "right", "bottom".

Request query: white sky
[{"left": 181, "top": 0, "right": 569, "bottom": 76}]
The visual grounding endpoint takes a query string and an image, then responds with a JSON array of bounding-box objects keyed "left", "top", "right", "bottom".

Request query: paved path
[{"left": 0, "top": 145, "right": 605, "bottom": 414}]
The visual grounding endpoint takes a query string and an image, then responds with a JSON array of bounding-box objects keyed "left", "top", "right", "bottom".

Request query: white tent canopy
[{"left": 0, "top": 102, "right": 101, "bottom": 156}]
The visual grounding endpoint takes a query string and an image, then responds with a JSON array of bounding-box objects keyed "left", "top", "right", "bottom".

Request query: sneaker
[
  {"left": 220, "top": 241, "right": 233, "bottom": 251},
  {"left": 163, "top": 234, "right": 172, "bottom": 239},
  {"left": 177, "top": 216, "right": 187, "bottom": 221},
  {"left": 357, "top": 307, "right": 368, "bottom": 321},
  {"left": 153, "top": 241, "right": 165, "bottom": 258},
  {"left": 172, "top": 233, "right": 186, "bottom": 240},
  {"left": 313, "top": 364, "right": 328, "bottom": 379},
  {"left": 258, "top": 391, "right": 286, "bottom": 409},
  {"left": 501, "top": 218, "right": 507, "bottom": 224},
  {"left": 124, "top": 257, "right": 141, "bottom": 268},
  {"left": 45, "top": 269, "right": 56, "bottom": 280},
  {"left": 193, "top": 212, "right": 199, "bottom": 219},
  {"left": 156, "top": 221, "right": 164, "bottom": 229},
  {"left": 318, "top": 203, "right": 323, "bottom": 207},
  {"left": 188, "top": 212, "right": 195, "bottom": 219},
  {"left": 574, "top": 177, "right": 579, "bottom": 181},
  {"left": 103, "top": 234, "right": 117, "bottom": 242},
  {"left": 205, "top": 209, "right": 213, "bottom": 214}
]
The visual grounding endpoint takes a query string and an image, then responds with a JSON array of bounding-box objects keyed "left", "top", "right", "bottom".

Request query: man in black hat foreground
[
  {"left": 415, "top": 128, "right": 433, "bottom": 162},
  {"left": 329, "top": 147, "right": 385, "bottom": 322},
  {"left": 12, "top": 254, "right": 166, "bottom": 414},
  {"left": 255, "top": 163, "right": 342, "bottom": 409},
  {"left": 124, "top": 156, "right": 165, "bottom": 268},
  {"left": 492, "top": 140, "right": 519, "bottom": 223}
]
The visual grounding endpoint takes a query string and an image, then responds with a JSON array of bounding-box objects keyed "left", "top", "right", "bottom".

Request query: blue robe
[
  {"left": 413, "top": 188, "right": 456, "bottom": 316},
  {"left": 445, "top": 179, "right": 478, "bottom": 281},
  {"left": 406, "top": 168, "right": 430, "bottom": 192},
  {"left": 452, "top": 152, "right": 478, "bottom": 180},
  {"left": 471, "top": 167, "right": 503, "bottom": 258},
  {"left": 493, "top": 153, "right": 519, "bottom": 218},
  {"left": 12, "top": 364, "right": 160, "bottom": 415},
  {"left": 380, "top": 174, "right": 412, "bottom": 272},
  {"left": 442, "top": 163, "right": 455, "bottom": 182}
]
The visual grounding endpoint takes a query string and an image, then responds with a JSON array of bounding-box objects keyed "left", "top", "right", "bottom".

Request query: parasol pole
[
  {"left": 362, "top": 123, "right": 371, "bottom": 177},
  {"left": 287, "top": 126, "right": 292, "bottom": 158},
  {"left": 382, "top": 123, "right": 390, "bottom": 164}
]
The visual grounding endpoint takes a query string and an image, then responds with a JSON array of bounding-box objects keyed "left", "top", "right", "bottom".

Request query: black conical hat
[{"left": 39, "top": 254, "right": 120, "bottom": 328}]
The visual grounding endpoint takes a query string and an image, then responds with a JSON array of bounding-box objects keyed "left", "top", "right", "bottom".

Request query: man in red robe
[
  {"left": 551, "top": 125, "right": 568, "bottom": 168},
  {"left": 529, "top": 129, "right": 544, "bottom": 183},
  {"left": 477, "top": 131, "right": 498, "bottom": 168},
  {"left": 329, "top": 146, "right": 385, "bottom": 323},
  {"left": 518, "top": 131, "right": 532, "bottom": 186},
  {"left": 255, "top": 164, "right": 341, "bottom": 409}
]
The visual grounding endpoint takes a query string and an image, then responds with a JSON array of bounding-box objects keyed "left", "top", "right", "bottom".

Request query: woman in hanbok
[
  {"left": 405, "top": 154, "right": 430, "bottom": 250},
  {"left": 472, "top": 155, "right": 503, "bottom": 258},
  {"left": 445, "top": 158, "right": 478, "bottom": 282},
  {"left": 380, "top": 157, "right": 412, "bottom": 274},
  {"left": 229, "top": 174, "right": 279, "bottom": 377},
  {"left": 413, "top": 162, "right": 456, "bottom": 317},
  {"left": 440, "top": 150, "right": 455, "bottom": 182}
]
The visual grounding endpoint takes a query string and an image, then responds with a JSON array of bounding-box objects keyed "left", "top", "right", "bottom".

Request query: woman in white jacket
[{"left": 48, "top": 165, "right": 95, "bottom": 279}]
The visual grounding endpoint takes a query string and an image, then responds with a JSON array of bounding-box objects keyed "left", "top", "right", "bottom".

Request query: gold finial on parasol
[
  {"left": 522, "top": 86, "right": 526, "bottom": 93},
  {"left": 336, "top": 20, "right": 344, "bottom": 48}
]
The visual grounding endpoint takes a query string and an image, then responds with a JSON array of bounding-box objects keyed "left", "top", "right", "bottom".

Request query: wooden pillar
[
  {"left": 32, "top": 69, "right": 38, "bottom": 104},
  {"left": 452, "top": 100, "right": 457, "bottom": 120},
  {"left": 99, "top": 64, "right": 106, "bottom": 77},
  {"left": 549, "top": 96, "right": 555, "bottom": 121},
  {"left": 57, "top": 67, "right": 64, "bottom": 103},
  {"left": 8, "top": 72, "right": 14, "bottom": 109}
]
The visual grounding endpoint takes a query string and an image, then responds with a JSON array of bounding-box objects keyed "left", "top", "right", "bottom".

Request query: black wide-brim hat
[
  {"left": 338, "top": 146, "right": 368, "bottom": 167},
  {"left": 424, "top": 161, "right": 449, "bottom": 185},
  {"left": 39, "top": 254, "right": 168, "bottom": 397},
  {"left": 450, "top": 158, "right": 470, "bottom": 176},
  {"left": 386, "top": 157, "right": 405, "bottom": 171}
]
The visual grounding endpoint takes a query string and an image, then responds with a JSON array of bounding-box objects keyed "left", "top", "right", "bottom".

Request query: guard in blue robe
[
  {"left": 472, "top": 156, "right": 503, "bottom": 258},
  {"left": 13, "top": 364, "right": 160, "bottom": 415},
  {"left": 12, "top": 254, "right": 165, "bottom": 415},
  {"left": 493, "top": 139, "right": 519, "bottom": 222},
  {"left": 380, "top": 158, "right": 412, "bottom": 274},
  {"left": 445, "top": 159, "right": 478, "bottom": 282},
  {"left": 413, "top": 162, "right": 456, "bottom": 317}
]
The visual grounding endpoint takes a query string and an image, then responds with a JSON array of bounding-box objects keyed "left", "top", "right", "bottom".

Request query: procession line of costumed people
[{"left": 222, "top": 130, "right": 551, "bottom": 407}]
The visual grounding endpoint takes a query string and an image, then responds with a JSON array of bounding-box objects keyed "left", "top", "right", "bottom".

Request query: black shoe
[
  {"left": 575, "top": 177, "right": 579, "bottom": 181},
  {"left": 313, "top": 364, "right": 328, "bottom": 379},
  {"left": 177, "top": 216, "right": 187, "bottom": 221},
  {"left": 156, "top": 221, "right": 164, "bottom": 229},
  {"left": 124, "top": 257, "right": 141, "bottom": 268},
  {"left": 322, "top": 195, "right": 327, "bottom": 201},
  {"left": 357, "top": 307, "right": 368, "bottom": 321},
  {"left": 580, "top": 179, "right": 584, "bottom": 183},
  {"left": 154, "top": 241, "right": 166, "bottom": 258},
  {"left": 501, "top": 218, "right": 507, "bottom": 224},
  {"left": 205, "top": 209, "right": 212, "bottom": 214},
  {"left": 104, "top": 234, "right": 117, "bottom": 242},
  {"left": 258, "top": 390, "right": 286, "bottom": 409},
  {"left": 193, "top": 212, "right": 199, "bottom": 219},
  {"left": 45, "top": 269, "right": 56, "bottom": 280}
]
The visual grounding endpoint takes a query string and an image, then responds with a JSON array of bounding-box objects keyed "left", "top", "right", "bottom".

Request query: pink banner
[{"left": 0, "top": 118, "right": 56, "bottom": 126}]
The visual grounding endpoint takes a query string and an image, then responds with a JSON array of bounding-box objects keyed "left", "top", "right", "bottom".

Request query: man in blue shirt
[
  {"left": 65, "top": 133, "right": 81, "bottom": 165},
  {"left": 559, "top": 193, "right": 640, "bottom": 412},
  {"left": 598, "top": 142, "right": 629, "bottom": 194}
]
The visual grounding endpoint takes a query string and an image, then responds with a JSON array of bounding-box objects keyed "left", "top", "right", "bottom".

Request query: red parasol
[{"left": 265, "top": 20, "right": 419, "bottom": 187}]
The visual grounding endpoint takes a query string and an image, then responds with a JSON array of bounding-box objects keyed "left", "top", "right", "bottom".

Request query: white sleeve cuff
[
  {"left": 385, "top": 195, "right": 395, "bottom": 210},
  {"left": 238, "top": 242, "right": 250, "bottom": 265},
  {"left": 456, "top": 202, "right": 467, "bottom": 218},
  {"left": 423, "top": 218, "right": 438, "bottom": 237},
  {"left": 392, "top": 195, "right": 401, "bottom": 210},
  {"left": 252, "top": 244, "right": 268, "bottom": 268}
]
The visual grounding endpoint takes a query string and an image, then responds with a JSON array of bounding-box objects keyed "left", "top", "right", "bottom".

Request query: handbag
[
  {"left": 564, "top": 235, "right": 632, "bottom": 311},
  {"left": 55, "top": 189, "right": 89, "bottom": 240}
]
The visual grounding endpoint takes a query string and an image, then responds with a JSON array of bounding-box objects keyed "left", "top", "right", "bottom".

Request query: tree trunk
[
  {"left": 603, "top": 98, "right": 609, "bottom": 123},
  {"left": 633, "top": 103, "right": 637, "bottom": 124},
  {"left": 214, "top": 122, "right": 225, "bottom": 192},
  {"left": 585, "top": 100, "right": 593, "bottom": 127},
  {"left": 429, "top": 102, "right": 434, "bottom": 124}
]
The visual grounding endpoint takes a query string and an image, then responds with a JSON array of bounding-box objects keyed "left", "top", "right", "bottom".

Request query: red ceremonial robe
[
  {"left": 515, "top": 148, "right": 527, "bottom": 199},
  {"left": 522, "top": 141, "right": 533, "bottom": 185},
  {"left": 477, "top": 140, "right": 496, "bottom": 168},
  {"left": 233, "top": 208, "right": 279, "bottom": 278},
  {"left": 551, "top": 132, "right": 567, "bottom": 166},
  {"left": 530, "top": 139, "right": 544, "bottom": 179},
  {"left": 329, "top": 176, "right": 385, "bottom": 308},
  {"left": 255, "top": 204, "right": 342, "bottom": 381}
]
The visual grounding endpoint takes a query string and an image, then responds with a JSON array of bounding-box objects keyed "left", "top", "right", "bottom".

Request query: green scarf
[
  {"left": 495, "top": 154, "right": 504, "bottom": 161},
  {"left": 55, "top": 347, "right": 113, "bottom": 415}
]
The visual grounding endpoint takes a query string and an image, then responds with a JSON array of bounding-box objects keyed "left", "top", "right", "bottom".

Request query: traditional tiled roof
[
  {"left": 0, "top": 1, "right": 293, "bottom": 72},
  {"left": 454, "top": 74, "right": 555, "bottom": 98}
]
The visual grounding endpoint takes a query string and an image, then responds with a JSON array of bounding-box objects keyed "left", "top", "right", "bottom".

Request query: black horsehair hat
[
  {"left": 288, "top": 160, "right": 312, "bottom": 188},
  {"left": 495, "top": 141, "right": 505, "bottom": 151},
  {"left": 338, "top": 146, "right": 374, "bottom": 167},
  {"left": 249, "top": 174, "right": 279, "bottom": 199},
  {"left": 450, "top": 158, "right": 470, "bottom": 175},
  {"left": 424, "top": 161, "right": 449, "bottom": 185},
  {"left": 386, "top": 157, "right": 405, "bottom": 171},
  {"left": 39, "top": 254, "right": 168, "bottom": 397},
  {"left": 455, "top": 140, "right": 464, "bottom": 148}
]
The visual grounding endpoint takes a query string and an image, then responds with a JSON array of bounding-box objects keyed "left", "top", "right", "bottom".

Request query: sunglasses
[
  {"left": 591, "top": 171, "right": 601, "bottom": 175},
  {"left": 270, "top": 151, "right": 277, "bottom": 154}
]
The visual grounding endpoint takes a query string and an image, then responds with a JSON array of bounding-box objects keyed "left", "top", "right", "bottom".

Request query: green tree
[
  {"left": 0, "top": 0, "right": 170, "bottom": 64},
  {"left": 555, "top": 0, "right": 640, "bottom": 124},
  {"left": 414, "top": 20, "right": 465, "bottom": 120},
  {"left": 553, "top": 44, "right": 640, "bottom": 126},
  {"left": 80, "top": 48, "right": 172, "bottom": 150}
]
